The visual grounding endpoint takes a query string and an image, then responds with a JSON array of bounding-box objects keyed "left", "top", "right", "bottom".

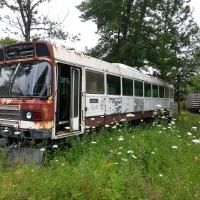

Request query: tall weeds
[{"left": 0, "top": 112, "right": 200, "bottom": 199}]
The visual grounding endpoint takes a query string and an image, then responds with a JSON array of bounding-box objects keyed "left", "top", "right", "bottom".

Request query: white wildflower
[
  {"left": 118, "top": 152, "right": 122, "bottom": 154},
  {"left": 120, "top": 118, "right": 126, "bottom": 122},
  {"left": 187, "top": 132, "right": 192, "bottom": 136},
  {"left": 126, "top": 113, "right": 135, "bottom": 118},
  {"left": 40, "top": 148, "right": 45, "bottom": 152},
  {"left": 122, "top": 158, "right": 128, "bottom": 161},
  {"left": 172, "top": 146, "right": 178, "bottom": 149},
  {"left": 91, "top": 141, "right": 96, "bottom": 144},
  {"left": 53, "top": 144, "right": 58, "bottom": 148},
  {"left": 105, "top": 124, "right": 109, "bottom": 128},
  {"left": 127, "top": 150, "right": 134, "bottom": 154},
  {"left": 192, "top": 139, "right": 200, "bottom": 144},
  {"left": 112, "top": 126, "right": 116, "bottom": 129},
  {"left": 159, "top": 174, "right": 163, "bottom": 177},
  {"left": 151, "top": 152, "right": 155, "bottom": 154},
  {"left": 178, "top": 135, "right": 181, "bottom": 138},
  {"left": 65, "top": 126, "right": 70, "bottom": 130},
  {"left": 110, "top": 138, "right": 113, "bottom": 140},
  {"left": 131, "top": 155, "right": 137, "bottom": 159},
  {"left": 192, "top": 127, "right": 197, "bottom": 131},
  {"left": 118, "top": 137, "right": 124, "bottom": 141},
  {"left": 14, "top": 131, "right": 20, "bottom": 135}
]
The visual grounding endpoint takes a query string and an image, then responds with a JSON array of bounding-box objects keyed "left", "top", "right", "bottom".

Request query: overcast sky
[
  {"left": 0, "top": 0, "right": 199, "bottom": 52},
  {"left": 54, "top": 0, "right": 200, "bottom": 51}
]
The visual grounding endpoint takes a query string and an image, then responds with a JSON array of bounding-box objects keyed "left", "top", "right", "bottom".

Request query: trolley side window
[
  {"left": 122, "top": 78, "right": 133, "bottom": 96},
  {"left": 86, "top": 70, "right": 104, "bottom": 94},
  {"left": 107, "top": 74, "right": 121, "bottom": 95},
  {"left": 152, "top": 84, "right": 158, "bottom": 98},
  {"left": 159, "top": 86, "right": 164, "bottom": 98},
  {"left": 165, "top": 87, "right": 169, "bottom": 98},
  {"left": 134, "top": 80, "right": 143, "bottom": 97},
  {"left": 144, "top": 82, "right": 151, "bottom": 97},
  {"left": 0, "top": 50, "right": 3, "bottom": 61},
  {"left": 5, "top": 44, "right": 34, "bottom": 60},
  {"left": 170, "top": 88, "right": 174, "bottom": 98},
  {"left": 36, "top": 44, "right": 50, "bottom": 57}
]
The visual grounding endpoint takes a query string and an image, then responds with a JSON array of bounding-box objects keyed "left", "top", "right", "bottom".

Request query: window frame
[
  {"left": 134, "top": 80, "right": 143, "bottom": 97},
  {"left": 122, "top": 77, "right": 133, "bottom": 96},
  {"left": 144, "top": 82, "right": 151, "bottom": 97},
  {"left": 106, "top": 74, "right": 121, "bottom": 95},
  {"left": 86, "top": 69, "right": 105, "bottom": 94}
]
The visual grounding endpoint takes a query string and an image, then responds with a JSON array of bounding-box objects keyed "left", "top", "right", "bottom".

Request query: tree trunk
[{"left": 177, "top": 89, "right": 181, "bottom": 115}]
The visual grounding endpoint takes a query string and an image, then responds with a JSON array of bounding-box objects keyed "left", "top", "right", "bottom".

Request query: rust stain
[
  {"left": 32, "top": 121, "right": 54, "bottom": 129},
  {"left": 0, "top": 99, "right": 54, "bottom": 121}
]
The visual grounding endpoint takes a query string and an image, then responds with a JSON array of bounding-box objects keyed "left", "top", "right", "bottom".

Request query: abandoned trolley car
[{"left": 0, "top": 42, "right": 174, "bottom": 145}]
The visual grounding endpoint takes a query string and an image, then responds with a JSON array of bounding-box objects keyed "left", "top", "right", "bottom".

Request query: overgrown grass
[{"left": 0, "top": 112, "right": 200, "bottom": 199}]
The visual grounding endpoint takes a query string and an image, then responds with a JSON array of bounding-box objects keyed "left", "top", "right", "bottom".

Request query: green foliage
[
  {"left": 0, "top": 37, "right": 17, "bottom": 47},
  {"left": 185, "top": 71, "right": 200, "bottom": 92},
  {"left": 0, "top": 0, "right": 80, "bottom": 42},
  {"left": 78, "top": 0, "right": 200, "bottom": 115},
  {"left": 78, "top": 0, "right": 199, "bottom": 73},
  {"left": 0, "top": 113, "right": 200, "bottom": 199}
]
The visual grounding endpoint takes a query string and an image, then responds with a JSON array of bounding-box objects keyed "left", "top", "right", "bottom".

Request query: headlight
[{"left": 26, "top": 112, "right": 32, "bottom": 119}]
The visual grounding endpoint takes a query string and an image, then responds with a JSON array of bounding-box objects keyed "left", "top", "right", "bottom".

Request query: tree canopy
[
  {"left": 0, "top": 0, "right": 80, "bottom": 42},
  {"left": 77, "top": 0, "right": 200, "bottom": 114},
  {"left": 0, "top": 37, "right": 17, "bottom": 47},
  {"left": 78, "top": 0, "right": 199, "bottom": 73}
]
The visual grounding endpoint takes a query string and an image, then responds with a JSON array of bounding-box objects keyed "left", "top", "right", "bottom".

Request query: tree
[
  {"left": 0, "top": 37, "right": 17, "bottom": 47},
  {"left": 78, "top": 0, "right": 200, "bottom": 115},
  {"left": 78, "top": 0, "right": 199, "bottom": 69},
  {"left": 0, "top": 0, "right": 80, "bottom": 42},
  {"left": 78, "top": 0, "right": 152, "bottom": 68},
  {"left": 185, "top": 49, "right": 200, "bottom": 92},
  {"left": 186, "top": 72, "right": 200, "bottom": 92}
]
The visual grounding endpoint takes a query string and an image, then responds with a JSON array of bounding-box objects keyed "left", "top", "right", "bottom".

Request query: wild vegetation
[{"left": 0, "top": 111, "right": 200, "bottom": 199}]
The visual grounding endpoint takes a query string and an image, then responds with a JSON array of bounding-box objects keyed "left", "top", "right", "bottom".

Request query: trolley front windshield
[{"left": 0, "top": 61, "right": 52, "bottom": 98}]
